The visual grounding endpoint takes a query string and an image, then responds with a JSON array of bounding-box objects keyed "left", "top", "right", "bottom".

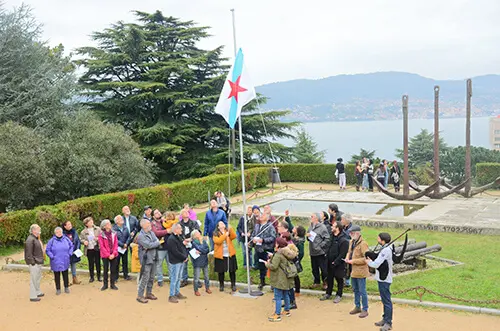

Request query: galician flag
[{"left": 214, "top": 48, "right": 256, "bottom": 129}]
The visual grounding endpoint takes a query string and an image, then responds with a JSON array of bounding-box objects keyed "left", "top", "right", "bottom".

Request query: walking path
[{"left": 0, "top": 271, "right": 498, "bottom": 331}]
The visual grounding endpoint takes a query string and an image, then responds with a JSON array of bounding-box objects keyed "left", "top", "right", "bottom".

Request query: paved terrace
[{"left": 231, "top": 190, "right": 500, "bottom": 235}]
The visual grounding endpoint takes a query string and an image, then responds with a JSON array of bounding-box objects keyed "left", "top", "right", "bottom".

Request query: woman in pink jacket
[{"left": 98, "top": 219, "right": 119, "bottom": 291}]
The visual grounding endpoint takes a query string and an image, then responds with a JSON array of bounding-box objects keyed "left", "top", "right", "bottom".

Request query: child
[
  {"left": 292, "top": 226, "right": 306, "bottom": 298},
  {"left": 190, "top": 230, "right": 212, "bottom": 296}
]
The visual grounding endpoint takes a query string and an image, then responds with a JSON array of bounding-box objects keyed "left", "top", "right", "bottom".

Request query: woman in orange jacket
[{"left": 213, "top": 221, "right": 238, "bottom": 292}]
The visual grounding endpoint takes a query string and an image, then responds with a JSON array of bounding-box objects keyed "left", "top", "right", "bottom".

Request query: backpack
[{"left": 281, "top": 258, "right": 298, "bottom": 279}]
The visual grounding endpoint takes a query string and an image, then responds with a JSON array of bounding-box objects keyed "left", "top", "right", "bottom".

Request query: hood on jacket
[{"left": 279, "top": 245, "right": 298, "bottom": 261}]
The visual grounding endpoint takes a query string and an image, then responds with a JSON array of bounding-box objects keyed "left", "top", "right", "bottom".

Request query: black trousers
[
  {"left": 102, "top": 257, "right": 118, "bottom": 286},
  {"left": 294, "top": 275, "right": 301, "bottom": 293},
  {"left": 368, "top": 175, "right": 374, "bottom": 191},
  {"left": 326, "top": 264, "right": 345, "bottom": 297},
  {"left": 54, "top": 270, "right": 69, "bottom": 290},
  {"left": 218, "top": 272, "right": 236, "bottom": 286},
  {"left": 87, "top": 249, "right": 101, "bottom": 279},
  {"left": 356, "top": 174, "right": 363, "bottom": 190},
  {"left": 115, "top": 252, "right": 128, "bottom": 280},
  {"left": 311, "top": 255, "right": 328, "bottom": 284}
]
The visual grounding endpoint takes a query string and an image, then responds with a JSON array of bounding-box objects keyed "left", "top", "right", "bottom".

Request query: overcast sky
[{"left": 3, "top": 0, "right": 500, "bottom": 85}]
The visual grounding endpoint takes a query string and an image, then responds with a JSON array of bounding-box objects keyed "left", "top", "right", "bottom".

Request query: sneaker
[
  {"left": 37, "top": 293, "right": 45, "bottom": 298},
  {"left": 359, "top": 311, "right": 369, "bottom": 318},
  {"left": 180, "top": 280, "right": 188, "bottom": 288},
  {"left": 168, "top": 296, "right": 178, "bottom": 303},
  {"left": 320, "top": 294, "right": 332, "bottom": 301},
  {"left": 219, "top": 285, "right": 224, "bottom": 292},
  {"left": 145, "top": 293, "right": 157, "bottom": 300},
  {"left": 124, "top": 276, "right": 132, "bottom": 281},
  {"left": 283, "top": 310, "right": 291, "bottom": 317},
  {"left": 231, "top": 285, "right": 237, "bottom": 292},
  {"left": 268, "top": 314, "right": 282, "bottom": 322},
  {"left": 158, "top": 281, "right": 163, "bottom": 287},
  {"left": 194, "top": 291, "right": 201, "bottom": 297},
  {"left": 136, "top": 297, "right": 148, "bottom": 304},
  {"left": 333, "top": 296, "right": 342, "bottom": 304},
  {"left": 380, "top": 324, "right": 392, "bottom": 331},
  {"left": 30, "top": 298, "right": 41, "bottom": 302},
  {"left": 349, "top": 307, "right": 362, "bottom": 315},
  {"left": 375, "top": 320, "right": 385, "bottom": 327},
  {"left": 110, "top": 284, "right": 118, "bottom": 290},
  {"left": 64, "top": 288, "right": 70, "bottom": 294},
  {"left": 290, "top": 302, "right": 298, "bottom": 310},
  {"left": 56, "top": 289, "right": 61, "bottom": 296},
  {"left": 176, "top": 293, "right": 187, "bottom": 299},
  {"left": 206, "top": 288, "right": 212, "bottom": 294}
]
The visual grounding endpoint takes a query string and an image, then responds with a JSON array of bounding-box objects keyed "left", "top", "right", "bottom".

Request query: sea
[{"left": 276, "top": 117, "right": 491, "bottom": 163}]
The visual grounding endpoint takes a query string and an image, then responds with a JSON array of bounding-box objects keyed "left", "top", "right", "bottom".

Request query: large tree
[
  {"left": 291, "top": 129, "right": 325, "bottom": 163},
  {"left": 395, "top": 129, "right": 449, "bottom": 168},
  {"left": 76, "top": 10, "right": 297, "bottom": 180}
]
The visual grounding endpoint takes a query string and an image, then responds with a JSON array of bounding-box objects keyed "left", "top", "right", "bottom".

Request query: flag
[{"left": 214, "top": 48, "right": 256, "bottom": 129}]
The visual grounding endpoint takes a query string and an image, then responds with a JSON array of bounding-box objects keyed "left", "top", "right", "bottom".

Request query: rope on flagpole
[{"left": 255, "top": 97, "right": 282, "bottom": 187}]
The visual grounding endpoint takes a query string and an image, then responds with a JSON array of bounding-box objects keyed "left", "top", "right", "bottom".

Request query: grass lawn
[
  {"left": 0, "top": 245, "right": 22, "bottom": 257},
  {"left": 12, "top": 212, "right": 500, "bottom": 309}
]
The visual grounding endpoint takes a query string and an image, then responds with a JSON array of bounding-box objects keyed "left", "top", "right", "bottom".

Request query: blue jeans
[
  {"left": 351, "top": 278, "right": 368, "bottom": 311},
  {"left": 193, "top": 266, "right": 210, "bottom": 292},
  {"left": 289, "top": 288, "right": 296, "bottom": 303},
  {"left": 274, "top": 288, "right": 290, "bottom": 315},
  {"left": 70, "top": 262, "right": 77, "bottom": 277},
  {"left": 156, "top": 250, "right": 170, "bottom": 283},
  {"left": 378, "top": 281, "right": 393, "bottom": 325},
  {"left": 182, "top": 260, "right": 189, "bottom": 282},
  {"left": 169, "top": 262, "right": 183, "bottom": 297},
  {"left": 240, "top": 241, "right": 253, "bottom": 267}
]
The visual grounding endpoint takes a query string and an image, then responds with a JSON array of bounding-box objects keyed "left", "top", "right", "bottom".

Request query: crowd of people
[
  {"left": 24, "top": 192, "right": 395, "bottom": 330},
  {"left": 337, "top": 157, "right": 402, "bottom": 193}
]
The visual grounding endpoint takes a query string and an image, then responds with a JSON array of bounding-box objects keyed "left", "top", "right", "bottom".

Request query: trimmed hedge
[
  {"left": 215, "top": 163, "right": 358, "bottom": 184},
  {"left": 476, "top": 163, "right": 500, "bottom": 187},
  {"left": 0, "top": 168, "right": 269, "bottom": 245}
]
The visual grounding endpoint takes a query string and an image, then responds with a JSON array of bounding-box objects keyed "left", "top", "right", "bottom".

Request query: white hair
[
  {"left": 29, "top": 224, "right": 40, "bottom": 234},
  {"left": 54, "top": 227, "right": 62, "bottom": 234},
  {"left": 342, "top": 213, "right": 353, "bottom": 223},
  {"left": 191, "top": 230, "right": 201, "bottom": 238},
  {"left": 100, "top": 219, "right": 111, "bottom": 230},
  {"left": 140, "top": 219, "right": 150, "bottom": 228},
  {"left": 172, "top": 223, "right": 182, "bottom": 231}
]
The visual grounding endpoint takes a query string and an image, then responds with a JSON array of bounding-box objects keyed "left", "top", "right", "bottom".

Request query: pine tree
[
  {"left": 76, "top": 10, "right": 297, "bottom": 180},
  {"left": 291, "top": 129, "right": 325, "bottom": 163}
]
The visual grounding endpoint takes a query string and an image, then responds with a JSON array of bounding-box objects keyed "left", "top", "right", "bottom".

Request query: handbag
[{"left": 294, "top": 259, "right": 303, "bottom": 273}]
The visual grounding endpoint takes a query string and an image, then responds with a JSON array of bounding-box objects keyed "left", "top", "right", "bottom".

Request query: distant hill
[{"left": 256, "top": 72, "right": 500, "bottom": 122}]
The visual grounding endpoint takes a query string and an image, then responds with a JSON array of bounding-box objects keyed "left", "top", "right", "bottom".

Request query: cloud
[{"left": 3, "top": 0, "right": 500, "bottom": 85}]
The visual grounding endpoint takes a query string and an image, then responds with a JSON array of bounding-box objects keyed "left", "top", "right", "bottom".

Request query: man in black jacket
[
  {"left": 113, "top": 215, "right": 131, "bottom": 281},
  {"left": 320, "top": 220, "right": 349, "bottom": 303},
  {"left": 178, "top": 209, "right": 199, "bottom": 287},
  {"left": 166, "top": 224, "right": 188, "bottom": 303}
]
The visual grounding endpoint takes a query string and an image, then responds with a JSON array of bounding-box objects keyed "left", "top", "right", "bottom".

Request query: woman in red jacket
[{"left": 98, "top": 219, "right": 119, "bottom": 291}]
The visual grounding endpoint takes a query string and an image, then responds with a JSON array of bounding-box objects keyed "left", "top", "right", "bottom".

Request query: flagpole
[
  {"left": 230, "top": 8, "right": 256, "bottom": 297},
  {"left": 230, "top": 10, "right": 237, "bottom": 171}
]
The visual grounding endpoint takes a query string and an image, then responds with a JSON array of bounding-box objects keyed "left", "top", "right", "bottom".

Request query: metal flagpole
[{"left": 230, "top": 8, "right": 261, "bottom": 297}]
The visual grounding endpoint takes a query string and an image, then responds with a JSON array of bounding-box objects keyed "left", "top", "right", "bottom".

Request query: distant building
[{"left": 491, "top": 116, "right": 500, "bottom": 151}]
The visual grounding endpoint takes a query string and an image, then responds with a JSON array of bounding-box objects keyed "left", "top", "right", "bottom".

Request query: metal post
[
  {"left": 434, "top": 86, "right": 440, "bottom": 195},
  {"left": 403, "top": 95, "right": 410, "bottom": 196},
  {"left": 465, "top": 79, "right": 472, "bottom": 197},
  {"left": 230, "top": 9, "right": 237, "bottom": 170}
]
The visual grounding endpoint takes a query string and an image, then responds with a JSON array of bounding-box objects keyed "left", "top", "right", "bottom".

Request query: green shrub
[
  {"left": 215, "top": 163, "right": 359, "bottom": 184},
  {"left": 476, "top": 163, "right": 500, "bottom": 187},
  {"left": 0, "top": 168, "right": 269, "bottom": 245}
]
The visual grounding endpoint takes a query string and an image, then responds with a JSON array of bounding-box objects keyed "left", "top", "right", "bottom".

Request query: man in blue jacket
[
  {"left": 203, "top": 200, "right": 227, "bottom": 250},
  {"left": 113, "top": 215, "right": 131, "bottom": 281}
]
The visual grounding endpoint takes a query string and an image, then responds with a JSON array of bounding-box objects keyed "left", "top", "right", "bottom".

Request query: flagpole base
[{"left": 238, "top": 287, "right": 264, "bottom": 296}]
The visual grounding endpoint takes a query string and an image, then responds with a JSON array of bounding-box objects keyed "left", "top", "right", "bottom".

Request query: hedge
[
  {"left": 0, "top": 167, "right": 269, "bottom": 245},
  {"left": 476, "top": 163, "right": 500, "bottom": 187},
  {"left": 215, "top": 163, "right": 358, "bottom": 184}
]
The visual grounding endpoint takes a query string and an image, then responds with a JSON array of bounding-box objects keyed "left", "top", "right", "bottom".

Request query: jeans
[
  {"left": 70, "top": 262, "right": 77, "bottom": 277},
  {"left": 102, "top": 258, "right": 118, "bottom": 286},
  {"left": 351, "top": 277, "right": 368, "bottom": 311},
  {"left": 193, "top": 266, "right": 210, "bottom": 291},
  {"left": 116, "top": 251, "right": 129, "bottom": 280},
  {"left": 87, "top": 249, "right": 101, "bottom": 279},
  {"left": 288, "top": 288, "right": 295, "bottom": 303},
  {"left": 29, "top": 264, "right": 42, "bottom": 299},
  {"left": 240, "top": 241, "right": 253, "bottom": 267},
  {"left": 274, "top": 288, "right": 290, "bottom": 315},
  {"left": 368, "top": 174, "right": 374, "bottom": 191},
  {"left": 156, "top": 250, "right": 168, "bottom": 283},
  {"left": 138, "top": 262, "right": 156, "bottom": 297},
  {"left": 169, "top": 262, "right": 183, "bottom": 297},
  {"left": 310, "top": 255, "right": 327, "bottom": 284},
  {"left": 182, "top": 260, "right": 189, "bottom": 282},
  {"left": 54, "top": 270, "right": 69, "bottom": 290},
  {"left": 378, "top": 281, "right": 393, "bottom": 325}
]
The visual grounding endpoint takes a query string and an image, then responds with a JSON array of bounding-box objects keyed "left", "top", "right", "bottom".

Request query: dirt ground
[{"left": 0, "top": 271, "right": 499, "bottom": 331}]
